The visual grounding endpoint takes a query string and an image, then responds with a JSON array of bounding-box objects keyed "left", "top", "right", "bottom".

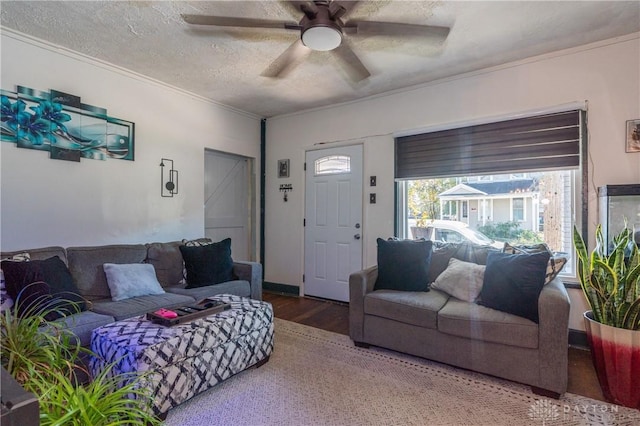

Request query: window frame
[
  {"left": 511, "top": 197, "right": 525, "bottom": 222},
  {"left": 394, "top": 106, "right": 588, "bottom": 285}
]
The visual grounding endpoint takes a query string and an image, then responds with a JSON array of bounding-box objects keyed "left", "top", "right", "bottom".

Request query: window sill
[{"left": 563, "top": 281, "right": 581, "bottom": 289}]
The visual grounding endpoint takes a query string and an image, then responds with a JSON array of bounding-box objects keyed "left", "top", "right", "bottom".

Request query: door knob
[
  {"left": 354, "top": 234, "right": 361, "bottom": 240},
  {"left": 355, "top": 223, "right": 361, "bottom": 229}
]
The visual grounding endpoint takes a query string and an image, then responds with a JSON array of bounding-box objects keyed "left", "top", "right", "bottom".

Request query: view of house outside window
[{"left": 399, "top": 170, "right": 575, "bottom": 277}]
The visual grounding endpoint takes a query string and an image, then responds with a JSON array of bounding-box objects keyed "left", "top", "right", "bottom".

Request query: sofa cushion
[
  {"left": 503, "top": 242, "right": 567, "bottom": 285},
  {"left": 364, "top": 289, "right": 449, "bottom": 329},
  {"left": 374, "top": 238, "right": 432, "bottom": 292},
  {"left": 145, "top": 241, "right": 185, "bottom": 288},
  {"left": 1, "top": 256, "right": 87, "bottom": 319},
  {"left": 180, "top": 238, "right": 234, "bottom": 288},
  {"left": 1, "top": 246, "right": 67, "bottom": 264},
  {"left": 1, "top": 253, "right": 38, "bottom": 313},
  {"left": 0, "top": 269, "right": 12, "bottom": 312},
  {"left": 1, "top": 252, "right": 30, "bottom": 313},
  {"left": 479, "top": 251, "right": 550, "bottom": 323},
  {"left": 181, "top": 238, "right": 215, "bottom": 279},
  {"left": 165, "top": 280, "right": 251, "bottom": 301},
  {"left": 67, "top": 244, "right": 148, "bottom": 300},
  {"left": 49, "top": 310, "right": 115, "bottom": 347},
  {"left": 103, "top": 263, "right": 165, "bottom": 301},
  {"left": 431, "top": 258, "right": 485, "bottom": 302},
  {"left": 427, "top": 242, "right": 500, "bottom": 284},
  {"left": 90, "top": 292, "right": 195, "bottom": 321},
  {"left": 437, "top": 299, "right": 539, "bottom": 349},
  {"left": 452, "top": 242, "right": 500, "bottom": 265},
  {"left": 427, "top": 243, "right": 459, "bottom": 283},
  {"left": 1, "top": 259, "right": 50, "bottom": 318}
]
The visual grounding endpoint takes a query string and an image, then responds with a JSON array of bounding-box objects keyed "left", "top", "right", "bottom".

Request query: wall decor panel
[{"left": 1, "top": 85, "right": 134, "bottom": 162}]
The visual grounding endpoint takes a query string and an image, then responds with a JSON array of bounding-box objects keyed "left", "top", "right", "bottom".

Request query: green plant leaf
[
  {"left": 1, "top": 291, "right": 160, "bottom": 426},
  {"left": 573, "top": 223, "right": 640, "bottom": 329}
]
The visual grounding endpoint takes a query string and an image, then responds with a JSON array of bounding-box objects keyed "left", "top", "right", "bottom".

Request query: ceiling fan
[{"left": 182, "top": 1, "right": 450, "bottom": 82}]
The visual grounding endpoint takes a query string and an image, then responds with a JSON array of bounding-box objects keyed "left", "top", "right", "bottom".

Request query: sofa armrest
[
  {"left": 536, "top": 277, "right": 571, "bottom": 394},
  {"left": 233, "top": 261, "right": 263, "bottom": 301},
  {"left": 348, "top": 265, "right": 378, "bottom": 342}
]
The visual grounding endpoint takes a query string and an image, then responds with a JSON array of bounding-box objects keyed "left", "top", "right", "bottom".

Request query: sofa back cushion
[
  {"left": 145, "top": 241, "right": 185, "bottom": 288},
  {"left": 1, "top": 246, "right": 67, "bottom": 264},
  {"left": 428, "top": 242, "right": 501, "bottom": 284},
  {"left": 428, "top": 243, "right": 459, "bottom": 284},
  {"left": 452, "top": 242, "right": 500, "bottom": 265},
  {"left": 66, "top": 245, "right": 147, "bottom": 300}
]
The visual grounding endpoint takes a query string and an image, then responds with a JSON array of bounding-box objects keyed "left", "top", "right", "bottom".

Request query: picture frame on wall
[
  {"left": 278, "top": 159, "right": 290, "bottom": 178},
  {"left": 626, "top": 119, "right": 640, "bottom": 153}
]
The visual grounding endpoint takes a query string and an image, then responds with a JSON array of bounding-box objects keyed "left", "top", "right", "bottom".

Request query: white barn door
[{"left": 204, "top": 149, "right": 252, "bottom": 260}]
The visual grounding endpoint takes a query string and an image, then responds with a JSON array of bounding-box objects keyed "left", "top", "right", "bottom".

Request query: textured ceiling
[{"left": 1, "top": 1, "right": 639, "bottom": 117}]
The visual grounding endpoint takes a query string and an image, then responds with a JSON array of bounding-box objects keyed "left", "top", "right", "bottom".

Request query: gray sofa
[
  {"left": 1, "top": 240, "right": 262, "bottom": 347},
  {"left": 349, "top": 261, "right": 570, "bottom": 396}
]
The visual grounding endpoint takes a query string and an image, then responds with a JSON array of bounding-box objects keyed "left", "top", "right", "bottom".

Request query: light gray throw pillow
[
  {"left": 103, "top": 263, "right": 165, "bottom": 302},
  {"left": 431, "top": 257, "right": 485, "bottom": 303}
]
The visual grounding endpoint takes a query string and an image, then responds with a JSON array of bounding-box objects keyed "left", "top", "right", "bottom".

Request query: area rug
[{"left": 165, "top": 319, "right": 639, "bottom": 425}]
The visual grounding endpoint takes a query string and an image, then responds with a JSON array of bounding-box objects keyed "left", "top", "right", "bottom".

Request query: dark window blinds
[{"left": 395, "top": 110, "right": 583, "bottom": 180}]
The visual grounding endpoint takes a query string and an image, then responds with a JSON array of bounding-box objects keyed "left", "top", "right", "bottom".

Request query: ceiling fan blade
[
  {"left": 333, "top": 41, "right": 370, "bottom": 82},
  {"left": 181, "top": 14, "right": 298, "bottom": 30},
  {"left": 262, "top": 40, "right": 311, "bottom": 78},
  {"left": 345, "top": 21, "right": 450, "bottom": 41}
]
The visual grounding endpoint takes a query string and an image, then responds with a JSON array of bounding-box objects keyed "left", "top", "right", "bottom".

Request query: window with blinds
[
  {"left": 395, "top": 109, "right": 587, "bottom": 282},
  {"left": 395, "top": 110, "right": 583, "bottom": 180}
]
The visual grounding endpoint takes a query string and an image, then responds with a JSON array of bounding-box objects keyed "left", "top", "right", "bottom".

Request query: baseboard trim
[
  {"left": 263, "top": 282, "right": 299, "bottom": 296},
  {"left": 569, "top": 329, "right": 589, "bottom": 350}
]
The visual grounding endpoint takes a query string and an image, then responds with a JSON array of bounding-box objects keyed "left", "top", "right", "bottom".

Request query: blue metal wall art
[{"left": 0, "top": 86, "right": 134, "bottom": 162}]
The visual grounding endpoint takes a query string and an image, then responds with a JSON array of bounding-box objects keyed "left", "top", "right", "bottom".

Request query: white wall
[
  {"left": 265, "top": 34, "right": 640, "bottom": 330},
  {"left": 0, "top": 31, "right": 262, "bottom": 257}
]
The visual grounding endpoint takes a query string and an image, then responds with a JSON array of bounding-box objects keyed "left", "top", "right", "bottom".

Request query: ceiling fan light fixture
[{"left": 302, "top": 26, "right": 342, "bottom": 51}]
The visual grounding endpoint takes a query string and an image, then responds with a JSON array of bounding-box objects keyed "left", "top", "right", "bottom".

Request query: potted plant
[
  {"left": 573, "top": 224, "right": 640, "bottom": 409},
  {"left": 1, "top": 292, "right": 160, "bottom": 425},
  {"left": 411, "top": 212, "right": 433, "bottom": 239}
]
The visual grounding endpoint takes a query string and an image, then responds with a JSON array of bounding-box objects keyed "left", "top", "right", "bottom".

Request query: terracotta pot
[{"left": 583, "top": 311, "right": 640, "bottom": 409}]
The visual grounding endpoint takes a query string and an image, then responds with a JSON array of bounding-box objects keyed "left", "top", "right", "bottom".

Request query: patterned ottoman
[{"left": 89, "top": 294, "right": 273, "bottom": 416}]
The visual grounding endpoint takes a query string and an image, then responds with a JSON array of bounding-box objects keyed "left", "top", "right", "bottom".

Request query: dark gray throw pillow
[
  {"left": 479, "top": 251, "right": 550, "bottom": 323},
  {"left": 374, "top": 238, "right": 432, "bottom": 292},
  {"left": 180, "top": 238, "right": 234, "bottom": 288}
]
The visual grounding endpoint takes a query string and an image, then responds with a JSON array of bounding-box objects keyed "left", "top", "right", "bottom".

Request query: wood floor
[{"left": 263, "top": 292, "right": 605, "bottom": 402}]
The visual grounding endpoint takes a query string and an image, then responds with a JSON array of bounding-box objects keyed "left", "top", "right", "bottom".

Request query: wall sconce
[
  {"left": 279, "top": 184, "right": 292, "bottom": 202},
  {"left": 160, "top": 158, "right": 179, "bottom": 197}
]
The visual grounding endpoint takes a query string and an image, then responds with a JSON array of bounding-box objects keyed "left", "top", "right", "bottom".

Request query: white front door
[
  {"left": 304, "top": 145, "right": 363, "bottom": 302},
  {"left": 204, "top": 149, "right": 253, "bottom": 260}
]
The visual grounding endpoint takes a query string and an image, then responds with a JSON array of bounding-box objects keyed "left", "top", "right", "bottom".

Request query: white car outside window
[{"left": 425, "top": 221, "right": 504, "bottom": 249}]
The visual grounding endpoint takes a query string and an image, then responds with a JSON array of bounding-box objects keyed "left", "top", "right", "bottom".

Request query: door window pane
[{"left": 315, "top": 155, "right": 351, "bottom": 175}]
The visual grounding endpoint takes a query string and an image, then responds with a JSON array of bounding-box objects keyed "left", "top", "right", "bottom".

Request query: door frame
[
  {"left": 204, "top": 148, "right": 256, "bottom": 261},
  {"left": 303, "top": 143, "right": 364, "bottom": 300}
]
